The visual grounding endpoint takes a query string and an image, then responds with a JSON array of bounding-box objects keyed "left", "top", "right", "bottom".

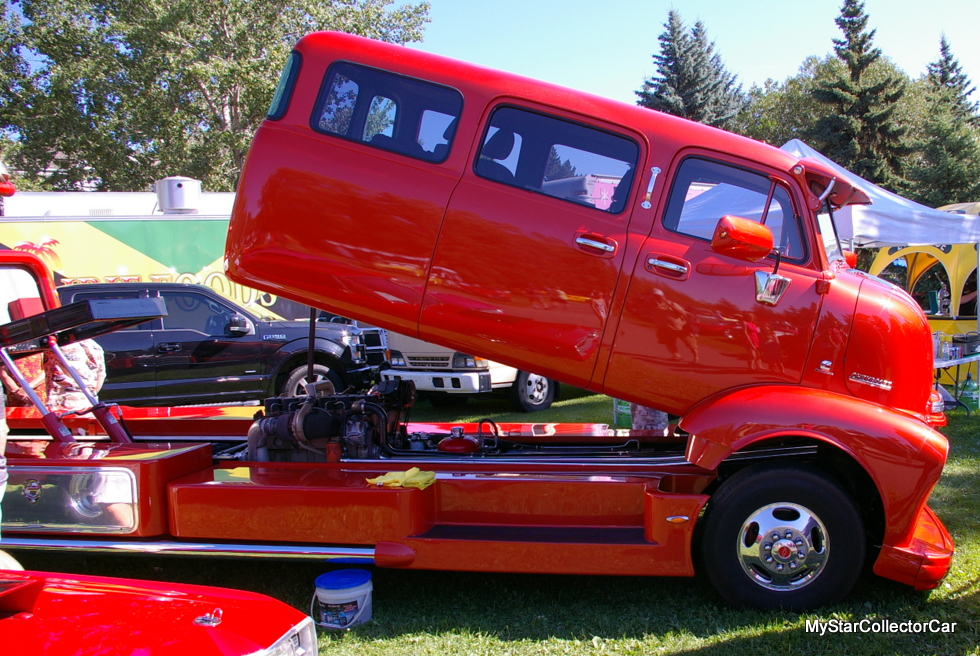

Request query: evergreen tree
[
  {"left": 805, "top": 0, "right": 909, "bottom": 192},
  {"left": 926, "top": 35, "right": 979, "bottom": 126},
  {"left": 544, "top": 147, "right": 577, "bottom": 181},
  {"left": 636, "top": 10, "right": 743, "bottom": 129},
  {"left": 906, "top": 88, "right": 980, "bottom": 207},
  {"left": 730, "top": 56, "right": 840, "bottom": 146}
]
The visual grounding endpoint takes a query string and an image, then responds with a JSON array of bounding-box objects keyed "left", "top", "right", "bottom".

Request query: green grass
[
  {"left": 9, "top": 394, "right": 980, "bottom": 655},
  {"left": 408, "top": 386, "right": 632, "bottom": 427}
]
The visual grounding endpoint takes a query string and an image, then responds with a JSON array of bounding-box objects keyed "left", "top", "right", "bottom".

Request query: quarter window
[
  {"left": 267, "top": 51, "right": 301, "bottom": 121},
  {"left": 312, "top": 62, "right": 463, "bottom": 163},
  {"left": 475, "top": 106, "right": 638, "bottom": 214},
  {"left": 663, "top": 158, "right": 806, "bottom": 261}
]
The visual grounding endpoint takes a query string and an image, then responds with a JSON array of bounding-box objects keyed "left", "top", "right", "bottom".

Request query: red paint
[
  {"left": 2, "top": 33, "right": 954, "bottom": 607},
  {"left": 1, "top": 570, "right": 313, "bottom": 655}
]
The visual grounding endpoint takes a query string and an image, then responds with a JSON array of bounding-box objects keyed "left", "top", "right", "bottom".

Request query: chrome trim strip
[{"left": 0, "top": 537, "right": 375, "bottom": 560}]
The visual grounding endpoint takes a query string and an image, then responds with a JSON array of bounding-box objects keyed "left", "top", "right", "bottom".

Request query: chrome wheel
[
  {"left": 521, "top": 374, "right": 550, "bottom": 406},
  {"left": 736, "top": 502, "right": 829, "bottom": 591}
]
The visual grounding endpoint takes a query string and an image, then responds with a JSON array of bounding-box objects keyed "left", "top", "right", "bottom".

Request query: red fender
[{"left": 680, "top": 385, "right": 948, "bottom": 551}]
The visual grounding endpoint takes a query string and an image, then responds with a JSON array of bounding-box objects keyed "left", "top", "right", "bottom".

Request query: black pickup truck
[{"left": 57, "top": 282, "right": 376, "bottom": 406}]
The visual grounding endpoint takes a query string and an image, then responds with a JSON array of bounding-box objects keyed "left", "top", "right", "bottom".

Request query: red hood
[{"left": 1, "top": 569, "right": 310, "bottom": 655}]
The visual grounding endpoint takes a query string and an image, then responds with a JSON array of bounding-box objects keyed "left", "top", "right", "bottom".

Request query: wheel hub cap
[{"left": 737, "top": 502, "right": 829, "bottom": 591}]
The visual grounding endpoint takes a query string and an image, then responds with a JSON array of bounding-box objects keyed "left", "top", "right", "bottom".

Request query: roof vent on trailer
[{"left": 155, "top": 176, "right": 201, "bottom": 214}]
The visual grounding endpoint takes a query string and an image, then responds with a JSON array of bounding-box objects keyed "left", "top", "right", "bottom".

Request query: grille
[{"left": 406, "top": 355, "right": 452, "bottom": 368}]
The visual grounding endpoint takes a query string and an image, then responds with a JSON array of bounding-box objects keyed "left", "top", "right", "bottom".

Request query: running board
[{"left": 0, "top": 537, "right": 374, "bottom": 562}]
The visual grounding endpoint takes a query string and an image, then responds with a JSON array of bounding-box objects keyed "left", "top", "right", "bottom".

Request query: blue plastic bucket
[{"left": 311, "top": 569, "right": 373, "bottom": 629}]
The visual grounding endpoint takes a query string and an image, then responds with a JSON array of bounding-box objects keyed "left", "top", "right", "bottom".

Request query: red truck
[{"left": 3, "top": 31, "right": 952, "bottom": 611}]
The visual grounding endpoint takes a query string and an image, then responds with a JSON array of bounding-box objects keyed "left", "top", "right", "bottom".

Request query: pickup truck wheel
[
  {"left": 510, "top": 372, "right": 557, "bottom": 412},
  {"left": 701, "top": 464, "right": 864, "bottom": 611},
  {"left": 282, "top": 364, "right": 342, "bottom": 397}
]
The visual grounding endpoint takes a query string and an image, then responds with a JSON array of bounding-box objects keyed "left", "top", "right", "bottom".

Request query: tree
[
  {"left": 0, "top": 0, "right": 430, "bottom": 191},
  {"left": 926, "top": 35, "right": 979, "bottom": 126},
  {"left": 730, "top": 56, "right": 841, "bottom": 146},
  {"left": 636, "top": 10, "right": 743, "bottom": 129},
  {"left": 544, "top": 147, "right": 577, "bottom": 181},
  {"left": 805, "top": 0, "right": 909, "bottom": 192},
  {"left": 906, "top": 88, "right": 980, "bottom": 207}
]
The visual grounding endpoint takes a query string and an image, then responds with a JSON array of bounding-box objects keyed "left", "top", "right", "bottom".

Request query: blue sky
[{"left": 409, "top": 0, "right": 980, "bottom": 105}]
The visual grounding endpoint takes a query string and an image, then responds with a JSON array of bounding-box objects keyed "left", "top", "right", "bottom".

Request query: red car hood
[{"left": 1, "top": 569, "right": 312, "bottom": 655}]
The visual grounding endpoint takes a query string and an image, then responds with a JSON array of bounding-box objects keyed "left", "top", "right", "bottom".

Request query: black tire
[
  {"left": 509, "top": 371, "right": 557, "bottom": 412},
  {"left": 428, "top": 393, "right": 469, "bottom": 408},
  {"left": 282, "top": 363, "right": 342, "bottom": 397},
  {"left": 700, "top": 464, "right": 864, "bottom": 610}
]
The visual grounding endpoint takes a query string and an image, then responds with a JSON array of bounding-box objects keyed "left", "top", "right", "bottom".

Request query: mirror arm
[{"left": 770, "top": 248, "right": 782, "bottom": 276}]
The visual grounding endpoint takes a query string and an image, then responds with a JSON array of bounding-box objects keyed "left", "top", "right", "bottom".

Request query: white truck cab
[{"left": 381, "top": 332, "right": 558, "bottom": 412}]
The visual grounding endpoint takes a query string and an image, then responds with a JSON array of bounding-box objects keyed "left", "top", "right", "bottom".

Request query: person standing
[{"left": 45, "top": 340, "right": 106, "bottom": 413}]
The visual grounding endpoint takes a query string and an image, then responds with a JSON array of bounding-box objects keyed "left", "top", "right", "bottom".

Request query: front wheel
[
  {"left": 509, "top": 372, "right": 557, "bottom": 412},
  {"left": 282, "top": 363, "right": 342, "bottom": 397},
  {"left": 700, "top": 464, "right": 865, "bottom": 610}
]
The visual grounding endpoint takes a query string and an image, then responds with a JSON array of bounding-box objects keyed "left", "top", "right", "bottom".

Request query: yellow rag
[{"left": 366, "top": 467, "right": 435, "bottom": 489}]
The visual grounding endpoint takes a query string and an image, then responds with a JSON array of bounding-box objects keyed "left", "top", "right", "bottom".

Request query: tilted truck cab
[{"left": 3, "top": 32, "right": 952, "bottom": 612}]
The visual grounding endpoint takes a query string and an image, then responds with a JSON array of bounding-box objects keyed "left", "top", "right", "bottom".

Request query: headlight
[
  {"left": 258, "top": 616, "right": 318, "bottom": 656},
  {"left": 389, "top": 350, "right": 406, "bottom": 367},
  {"left": 452, "top": 353, "right": 489, "bottom": 369}
]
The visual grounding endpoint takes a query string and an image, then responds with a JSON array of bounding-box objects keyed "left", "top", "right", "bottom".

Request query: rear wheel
[
  {"left": 510, "top": 372, "right": 557, "bottom": 412},
  {"left": 282, "top": 363, "right": 342, "bottom": 397},
  {"left": 700, "top": 464, "right": 864, "bottom": 610}
]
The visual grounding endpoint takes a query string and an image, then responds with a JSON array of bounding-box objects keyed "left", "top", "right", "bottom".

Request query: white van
[{"left": 381, "top": 332, "right": 558, "bottom": 412}]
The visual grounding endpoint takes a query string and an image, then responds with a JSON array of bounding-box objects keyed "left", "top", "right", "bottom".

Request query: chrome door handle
[
  {"left": 648, "top": 258, "right": 688, "bottom": 275},
  {"left": 575, "top": 236, "right": 615, "bottom": 253}
]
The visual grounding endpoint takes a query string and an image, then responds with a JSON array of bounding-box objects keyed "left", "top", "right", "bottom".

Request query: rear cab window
[
  {"left": 311, "top": 61, "right": 463, "bottom": 163},
  {"left": 475, "top": 106, "right": 638, "bottom": 213},
  {"left": 662, "top": 157, "right": 807, "bottom": 262}
]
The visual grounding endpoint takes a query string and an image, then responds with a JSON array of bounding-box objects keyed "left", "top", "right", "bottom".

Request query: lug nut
[
  {"left": 798, "top": 551, "right": 806, "bottom": 559},
  {"left": 765, "top": 555, "right": 773, "bottom": 563},
  {"left": 763, "top": 542, "right": 772, "bottom": 551},
  {"left": 785, "top": 530, "right": 793, "bottom": 538},
  {"left": 789, "top": 562, "right": 797, "bottom": 569},
  {"left": 771, "top": 533, "right": 780, "bottom": 541},
  {"left": 795, "top": 539, "right": 804, "bottom": 547},
  {"left": 776, "top": 564, "right": 784, "bottom": 571}
]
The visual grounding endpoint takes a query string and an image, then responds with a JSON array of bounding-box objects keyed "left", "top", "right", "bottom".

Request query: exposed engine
[
  {"left": 247, "top": 380, "right": 418, "bottom": 462},
  {"left": 245, "top": 377, "right": 680, "bottom": 462}
]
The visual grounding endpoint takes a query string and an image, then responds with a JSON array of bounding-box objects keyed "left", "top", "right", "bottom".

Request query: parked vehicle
[
  {"left": 2, "top": 569, "right": 318, "bottom": 655},
  {"left": 3, "top": 31, "right": 953, "bottom": 613},
  {"left": 382, "top": 332, "right": 558, "bottom": 412},
  {"left": 56, "top": 282, "right": 374, "bottom": 405}
]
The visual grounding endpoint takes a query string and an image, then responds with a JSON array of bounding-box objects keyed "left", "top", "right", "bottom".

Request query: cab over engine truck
[{"left": 2, "top": 32, "right": 953, "bottom": 611}]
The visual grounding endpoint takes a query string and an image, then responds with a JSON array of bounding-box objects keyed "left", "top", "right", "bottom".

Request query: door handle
[
  {"left": 575, "top": 233, "right": 617, "bottom": 257},
  {"left": 645, "top": 254, "right": 691, "bottom": 280},
  {"left": 157, "top": 343, "right": 181, "bottom": 353}
]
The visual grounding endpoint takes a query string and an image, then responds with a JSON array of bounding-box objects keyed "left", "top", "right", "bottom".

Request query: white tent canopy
[{"left": 780, "top": 139, "right": 980, "bottom": 248}]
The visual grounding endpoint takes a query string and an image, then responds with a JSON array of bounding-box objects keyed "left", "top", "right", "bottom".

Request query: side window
[
  {"left": 475, "top": 106, "right": 638, "bottom": 214},
  {"left": 73, "top": 290, "right": 154, "bottom": 331},
  {"left": 312, "top": 61, "right": 463, "bottom": 163},
  {"left": 160, "top": 292, "right": 232, "bottom": 336},
  {"left": 363, "top": 95, "right": 397, "bottom": 141},
  {"left": 662, "top": 158, "right": 806, "bottom": 261},
  {"left": 267, "top": 51, "right": 301, "bottom": 121},
  {"left": 0, "top": 266, "right": 43, "bottom": 324}
]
